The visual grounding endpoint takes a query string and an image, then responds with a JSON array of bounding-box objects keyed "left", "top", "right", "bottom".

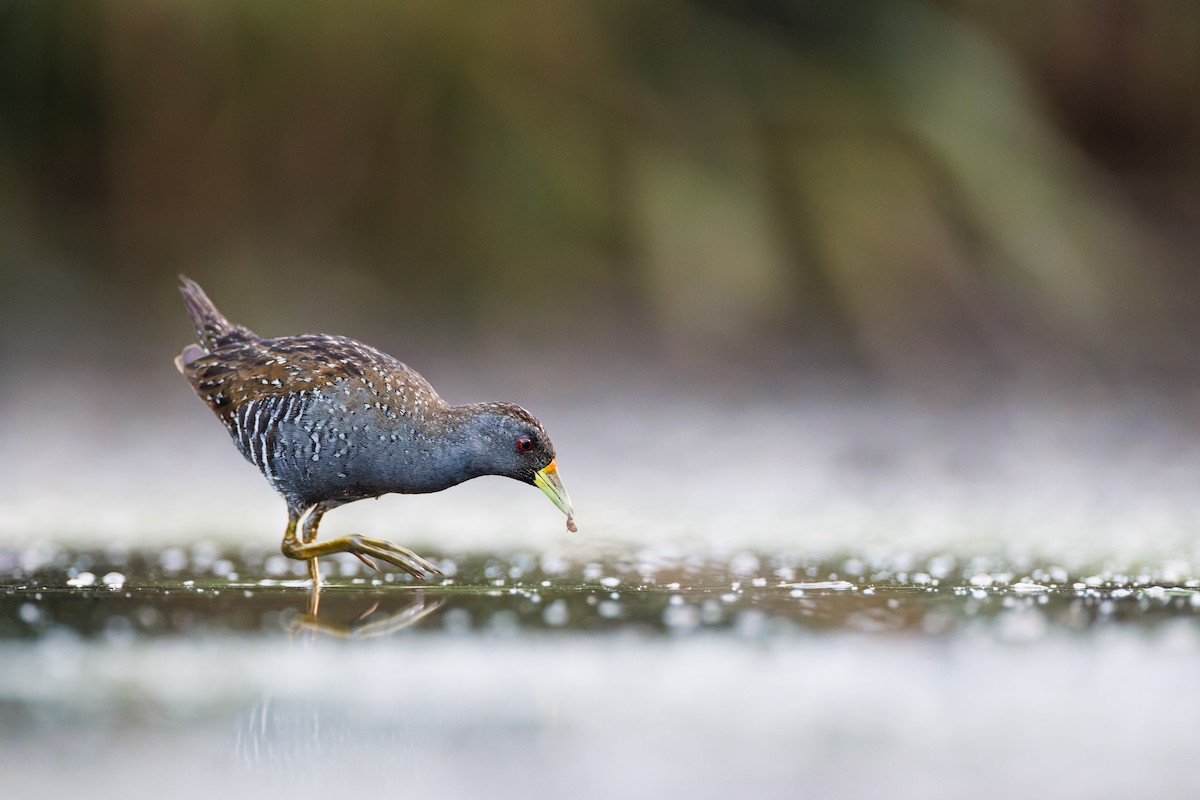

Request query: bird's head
[{"left": 456, "top": 402, "right": 576, "bottom": 531}]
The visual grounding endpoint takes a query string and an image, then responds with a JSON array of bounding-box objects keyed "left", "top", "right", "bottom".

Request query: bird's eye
[{"left": 516, "top": 436, "right": 534, "bottom": 453}]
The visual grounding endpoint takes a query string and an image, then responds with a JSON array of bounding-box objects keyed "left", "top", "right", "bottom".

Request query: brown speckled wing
[{"left": 180, "top": 333, "right": 440, "bottom": 430}]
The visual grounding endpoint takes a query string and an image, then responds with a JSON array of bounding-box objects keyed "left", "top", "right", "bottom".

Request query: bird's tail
[{"left": 178, "top": 275, "right": 258, "bottom": 353}]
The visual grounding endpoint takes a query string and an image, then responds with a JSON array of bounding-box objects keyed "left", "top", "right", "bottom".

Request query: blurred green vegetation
[{"left": 1, "top": 0, "right": 1197, "bottom": 376}]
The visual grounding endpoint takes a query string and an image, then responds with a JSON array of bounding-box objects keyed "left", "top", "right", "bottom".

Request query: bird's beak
[{"left": 533, "top": 459, "right": 574, "bottom": 519}]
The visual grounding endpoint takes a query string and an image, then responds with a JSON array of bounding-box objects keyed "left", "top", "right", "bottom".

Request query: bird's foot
[
  {"left": 343, "top": 535, "right": 444, "bottom": 579},
  {"left": 282, "top": 533, "right": 443, "bottom": 580}
]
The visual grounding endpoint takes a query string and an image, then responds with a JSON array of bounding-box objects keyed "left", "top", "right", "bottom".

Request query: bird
[{"left": 174, "top": 275, "right": 575, "bottom": 583}]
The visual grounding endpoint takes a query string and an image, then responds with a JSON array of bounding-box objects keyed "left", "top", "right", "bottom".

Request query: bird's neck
[{"left": 387, "top": 404, "right": 493, "bottom": 492}]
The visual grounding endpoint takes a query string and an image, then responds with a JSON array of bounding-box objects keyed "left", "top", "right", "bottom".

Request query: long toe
[
  {"left": 396, "top": 547, "right": 444, "bottom": 577},
  {"left": 376, "top": 539, "right": 444, "bottom": 577},
  {"left": 348, "top": 535, "right": 443, "bottom": 580},
  {"left": 353, "top": 552, "right": 380, "bottom": 572}
]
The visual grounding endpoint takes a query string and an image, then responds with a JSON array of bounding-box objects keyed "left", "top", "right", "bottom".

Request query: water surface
[{"left": 2, "top": 545, "right": 1198, "bottom": 799}]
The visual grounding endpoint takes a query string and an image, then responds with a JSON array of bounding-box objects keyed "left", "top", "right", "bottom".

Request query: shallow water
[
  {"left": 4, "top": 546, "right": 1200, "bottom": 639},
  {"left": 5, "top": 377, "right": 1200, "bottom": 796},
  {"left": 3, "top": 545, "right": 1200, "bottom": 799}
]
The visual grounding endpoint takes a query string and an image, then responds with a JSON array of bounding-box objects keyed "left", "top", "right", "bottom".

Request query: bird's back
[
  {"left": 177, "top": 279, "right": 447, "bottom": 509},
  {"left": 180, "top": 333, "right": 436, "bottom": 424}
]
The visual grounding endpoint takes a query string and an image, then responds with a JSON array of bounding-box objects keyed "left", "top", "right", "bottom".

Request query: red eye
[{"left": 516, "top": 436, "right": 534, "bottom": 452}]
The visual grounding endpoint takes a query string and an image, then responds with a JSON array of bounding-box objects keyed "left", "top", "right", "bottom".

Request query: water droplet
[
  {"left": 543, "top": 599, "right": 569, "bottom": 627},
  {"left": 663, "top": 603, "right": 700, "bottom": 631},
  {"left": 729, "top": 552, "right": 760, "bottom": 577},
  {"left": 785, "top": 580, "right": 855, "bottom": 591},
  {"left": 66, "top": 572, "right": 95, "bottom": 588},
  {"left": 598, "top": 600, "right": 622, "bottom": 619}
]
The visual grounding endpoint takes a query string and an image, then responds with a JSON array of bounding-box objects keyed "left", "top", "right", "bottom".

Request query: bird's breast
[{"left": 256, "top": 381, "right": 459, "bottom": 504}]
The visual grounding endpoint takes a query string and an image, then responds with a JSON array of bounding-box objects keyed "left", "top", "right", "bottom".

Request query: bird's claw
[{"left": 347, "top": 535, "right": 444, "bottom": 580}]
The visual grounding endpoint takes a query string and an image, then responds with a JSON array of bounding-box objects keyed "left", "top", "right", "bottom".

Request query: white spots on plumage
[
  {"left": 230, "top": 399, "right": 245, "bottom": 444},
  {"left": 185, "top": 328, "right": 470, "bottom": 503},
  {"left": 248, "top": 398, "right": 264, "bottom": 443},
  {"left": 257, "top": 398, "right": 286, "bottom": 488},
  {"left": 267, "top": 395, "right": 287, "bottom": 430},
  {"left": 245, "top": 399, "right": 264, "bottom": 469}
]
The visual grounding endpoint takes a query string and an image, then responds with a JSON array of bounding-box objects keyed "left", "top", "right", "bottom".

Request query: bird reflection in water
[{"left": 292, "top": 588, "right": 445, "bottom": 639}]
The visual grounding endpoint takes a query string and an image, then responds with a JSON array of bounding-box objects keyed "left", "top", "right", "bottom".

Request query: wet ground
[{"left": 3, "top": 545, "right": 1199, "bottom": 799}]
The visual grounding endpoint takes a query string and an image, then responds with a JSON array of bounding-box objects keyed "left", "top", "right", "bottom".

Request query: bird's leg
[
  {"left": 282, "top": 510, "right": 320, "bottom": 585},
  {"left": 280, "top": 515, "right": 443, "bottom": 581},
  {"left": 283, "top": 511, "right": 321, "bottom": 612},
  {"left": 282, "top": 509, "right": 302, "bottom": 555},
  {"left": 306, "top": 582, "right": 321, "bottom": 617},
  {"left": 301, "top": 506, "right": 326, "bottom": 584},
  {"left": 303, "top": 503, "right": 380, "bottom": 572}
]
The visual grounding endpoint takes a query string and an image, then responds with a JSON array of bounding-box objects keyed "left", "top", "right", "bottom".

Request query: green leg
[
  {"left": 282, "top": 511, "right": 322, "bottom": 613},
  {"left": 281, "top": 508, "right": 443, "bottom": 581},
  {"left": 301, "top": 506, "right": 325, "bottom": 584}
]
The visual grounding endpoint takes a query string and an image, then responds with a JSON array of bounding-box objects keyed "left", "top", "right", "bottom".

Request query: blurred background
[
  {"left": 5, "top": 6, "right": 1200, "bottom": 797},
  {"left": 3, "top": 0, "right": 1200, "bottom": 555},
  {"left": 3, "top": 0, "right": 1200, "bottom": 373}
]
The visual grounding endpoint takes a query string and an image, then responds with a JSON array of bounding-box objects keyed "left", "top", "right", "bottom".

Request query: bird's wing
[{"left": 178, "top": 333, "right": 441, "bottom": 426}]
